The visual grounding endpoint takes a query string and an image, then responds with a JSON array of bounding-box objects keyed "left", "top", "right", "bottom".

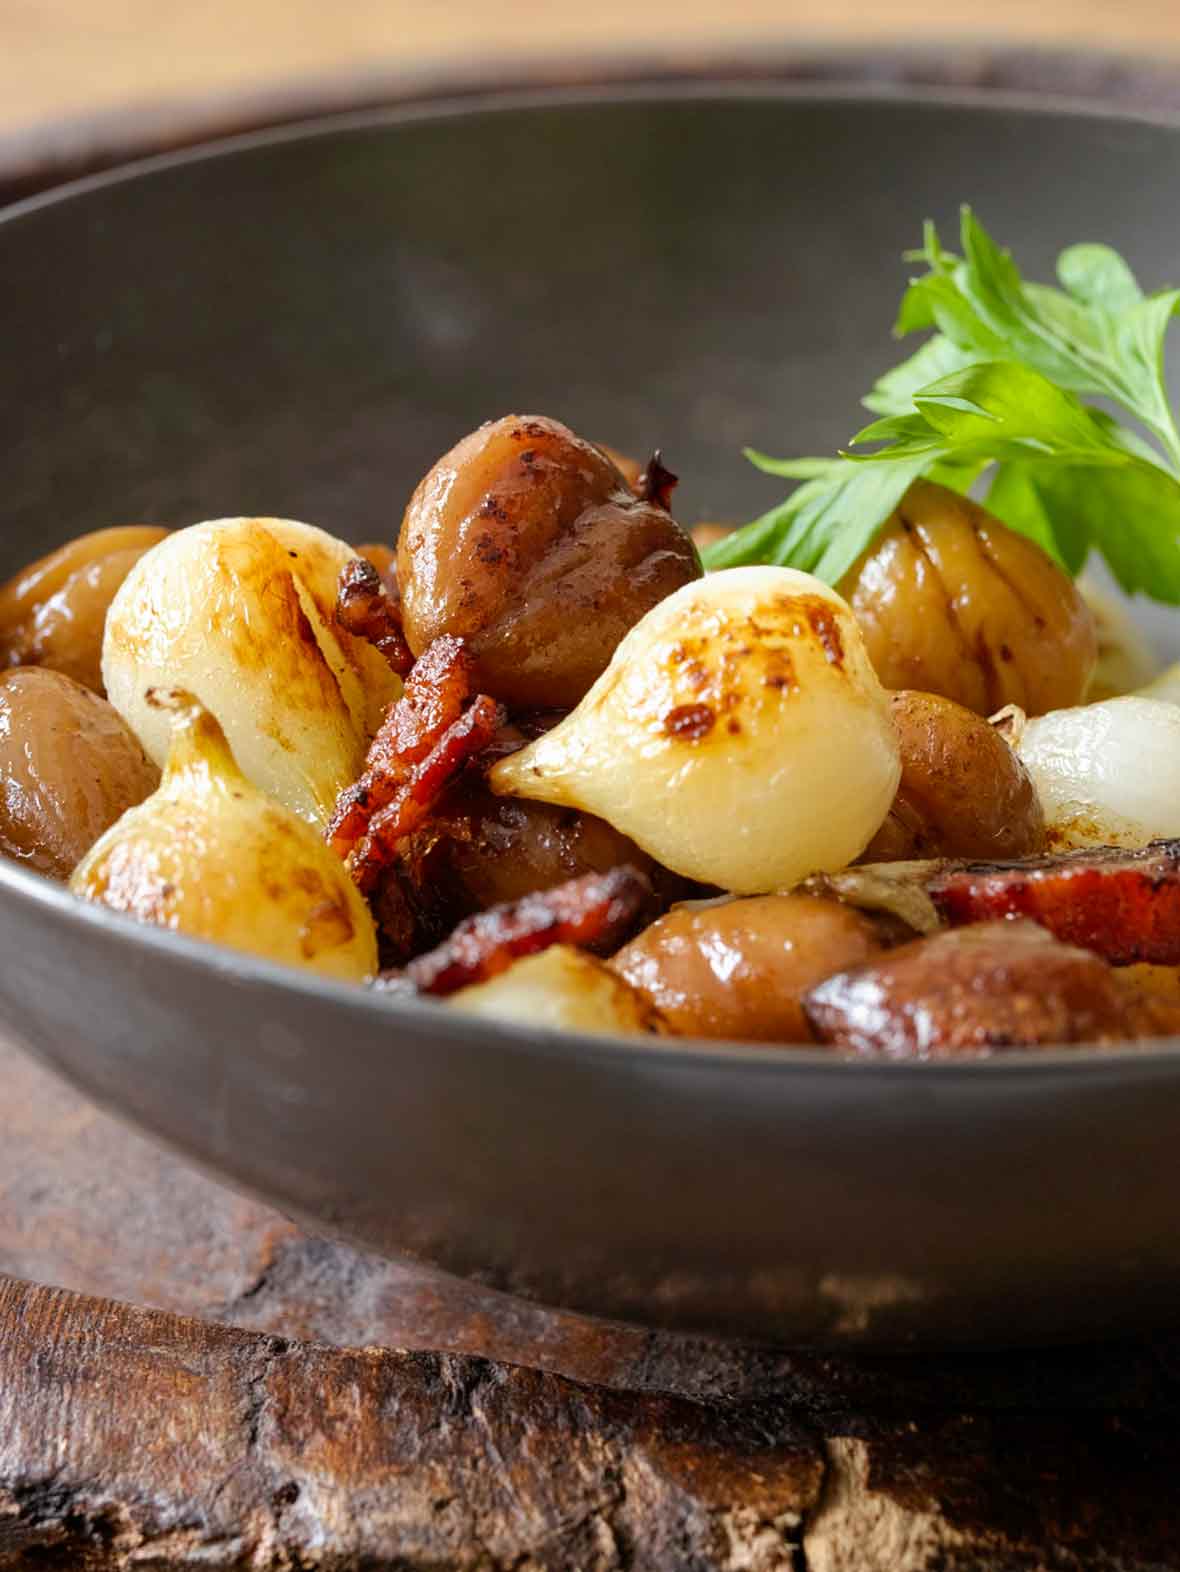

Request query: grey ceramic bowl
[{"left": 4, "top": 82, "right": 1180, "bottom": 1349}]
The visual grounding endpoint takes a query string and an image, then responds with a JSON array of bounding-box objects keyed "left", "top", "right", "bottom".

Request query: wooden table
[
  {"left": 5, "top": 1037, "right": 1180, "bottom": 1570},
  {"left": 6, "top": 36, "right": 1180, "bottom": 1572}
]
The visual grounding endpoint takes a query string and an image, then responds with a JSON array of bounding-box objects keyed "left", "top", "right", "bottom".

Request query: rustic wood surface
[
  {"left": 4, "top": 1271, "right": 1180, "bottom": 1569},
  {"left": 5, "top": 1039, "right": 1180, "bottom": 1567}
]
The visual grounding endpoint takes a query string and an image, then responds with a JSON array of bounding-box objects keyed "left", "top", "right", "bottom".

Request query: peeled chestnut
[
  {"left": 0, "top": 667, "right": 159, "bottom": 879},
  {"left": 840, "top": 482, "right": 1096, "bottom": 716},
  {"left": 861, "top": 689, "right": 1045, "bottom": 863},
  {"left": 397, "top": 414, "right": 701, "bottom": 708},
  {"left": 431, "top": 781, "right": 658, "bottom": 914},
  {"left": 612, "top": 894, "right": 886, "bottom": 1042},
  {"left": 0, "top": 525, "right": 169, "bottom": 694}
]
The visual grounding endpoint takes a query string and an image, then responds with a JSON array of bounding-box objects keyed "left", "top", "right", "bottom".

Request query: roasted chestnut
[
  {"left": 0, "top": 525, "right": 168, "bottom": 694},
  {"left": 612, "top": 893, "right": 886, "bottom": 1042},
  {"left": 397, "top": 414, "right": 701, "bottom": 708},
  {"left": 861, "top": 689, "right": 1045, "bottom": 862},
  {"left": 0, "top": 667, "right": 159, "bottom": 879},
  {"left": 841, "top": 481, "right": 1096, "bottom": 716}
]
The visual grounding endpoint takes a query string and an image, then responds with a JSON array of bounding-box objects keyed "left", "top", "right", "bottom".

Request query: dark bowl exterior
[
  {"left": 4, "top": 84, "right": 1180, "bottom": 1347},
  {"left": 4, "top": 862, "right": 1180, "bottom": 1348}
]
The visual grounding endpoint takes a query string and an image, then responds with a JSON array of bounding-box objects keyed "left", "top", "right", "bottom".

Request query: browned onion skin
[
  {"left": 0, "top": 668, "right": 159, "bottom": 879},
  {"left": 840, "top": 482, "right": 1096, "bottom": 716},
  {"left": 611, "top": 894, "right": 886, "bottom": 1042},
  {"left": 397, "top": 414, "right": 702, "bottom": 709},
  {"left": 0, "top": 525, "right": 169, "bottom": 695},
  {"left": 861, "top": 689, "right": 1045, "bottom": 863}
]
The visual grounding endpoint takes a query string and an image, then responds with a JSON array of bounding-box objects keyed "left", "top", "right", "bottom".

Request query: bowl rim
[
  {"left": 8, "top": 74, "right": 1180, "bottom": 227},
  {"left": 6, "top": 75, "right": 1180, "bottom": 1078}
]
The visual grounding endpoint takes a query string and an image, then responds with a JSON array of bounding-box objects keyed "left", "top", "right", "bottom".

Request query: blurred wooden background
[{"left": 6, "top": 0, "right": 1180, "bottom": 180}]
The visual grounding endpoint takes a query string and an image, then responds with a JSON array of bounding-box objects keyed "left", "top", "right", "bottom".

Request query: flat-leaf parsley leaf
[{"left": 706, "top": 207, "right": 1180, "bottom": 603}]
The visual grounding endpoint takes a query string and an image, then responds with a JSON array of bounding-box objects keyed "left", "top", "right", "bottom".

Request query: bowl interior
[
  {"left": 6, "top": 85, "right": 1180, "bottom": 1347},
  {"left": 2, "top": 88, "right": 1179, "bottom": 607}
]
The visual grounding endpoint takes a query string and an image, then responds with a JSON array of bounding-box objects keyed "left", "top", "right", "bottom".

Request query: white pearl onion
[
  {"left": 103, "top": 518, "right": 399, "bottom": 827},
  {"left": 1018, "top": 694, "right": 1180, "bottom": 849},
  {"left": 490, "top": 566, "right": 900, "bottom": 893}
]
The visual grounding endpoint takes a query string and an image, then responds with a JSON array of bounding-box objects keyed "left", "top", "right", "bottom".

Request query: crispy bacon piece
[
  {"left": 336, "top": 556, "right": 414, "bottom": 677},
  {"left": 327, "top": 635, "right": 503, "bottom": 892},
  {"left": 637, "top": 449, "right": 679, "bottom": 512},
  {"left": 384, "top": 865, "right": 652, "bottom": 997},
  {"left": 803, "top": 921, "right": 1175, "bottom": 1058},
  {"left": 929, "top": 839, "right": 1180, "bottom": 966}
]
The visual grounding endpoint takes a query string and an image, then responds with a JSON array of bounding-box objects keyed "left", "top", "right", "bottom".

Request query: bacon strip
[
  {"left": 327, "top": 635, "right": 503, "bottom": 891},
  {"left": 336, "top": 556, "right": 414, "bottom": 677},
  {"left": 929, "top": 839, "right": 1180, "bottom": 966},
  {"left": 385, "top": 865, "right": 652, "bottom": 997}
]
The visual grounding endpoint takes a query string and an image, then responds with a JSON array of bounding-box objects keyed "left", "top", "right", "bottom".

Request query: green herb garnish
[{"left": 705, "top": 207, "right": 1180, "bottom": 603}]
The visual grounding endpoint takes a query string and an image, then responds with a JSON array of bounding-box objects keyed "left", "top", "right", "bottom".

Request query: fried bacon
[
  {"left": 929, "top": 839, "right": 1180, "bottom": 966},
  {"left": 327, "top": 635, "right": 503, "bottom": 892},
  {"left": 383, "top": 865, "right": 652, "bottom": 996},
  {"left": 636, "top": 449, "right": 679, "bottom": 513},
  {"left": 803, "top": 921, "right": 1174, "bottom": 1058},
  {"left": 336, "top": 556, "right": 414, "bottom": 677}
]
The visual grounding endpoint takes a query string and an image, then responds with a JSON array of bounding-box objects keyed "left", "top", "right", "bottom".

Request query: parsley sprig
[{"left": 705, "top": 208, "right": 1180, "bottom": 602}]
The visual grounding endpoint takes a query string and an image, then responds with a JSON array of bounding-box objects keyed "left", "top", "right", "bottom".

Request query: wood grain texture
[
  {"left": 4, "top": 1273, "right": 1180, "bottom": 1569},
  {"left": 0, "top": 1277, "right": 825, "bottom": 1570}
]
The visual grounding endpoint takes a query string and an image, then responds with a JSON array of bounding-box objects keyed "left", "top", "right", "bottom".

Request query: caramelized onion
[
  {"left": 71, "top": 691, "right": 377, "bottom": 980},
  {"left": 1017, "top": 696, "right": 1180, "bottom": 850},
  {"left": 104, "top": 518, "right": 400, "bottom": 827}
]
